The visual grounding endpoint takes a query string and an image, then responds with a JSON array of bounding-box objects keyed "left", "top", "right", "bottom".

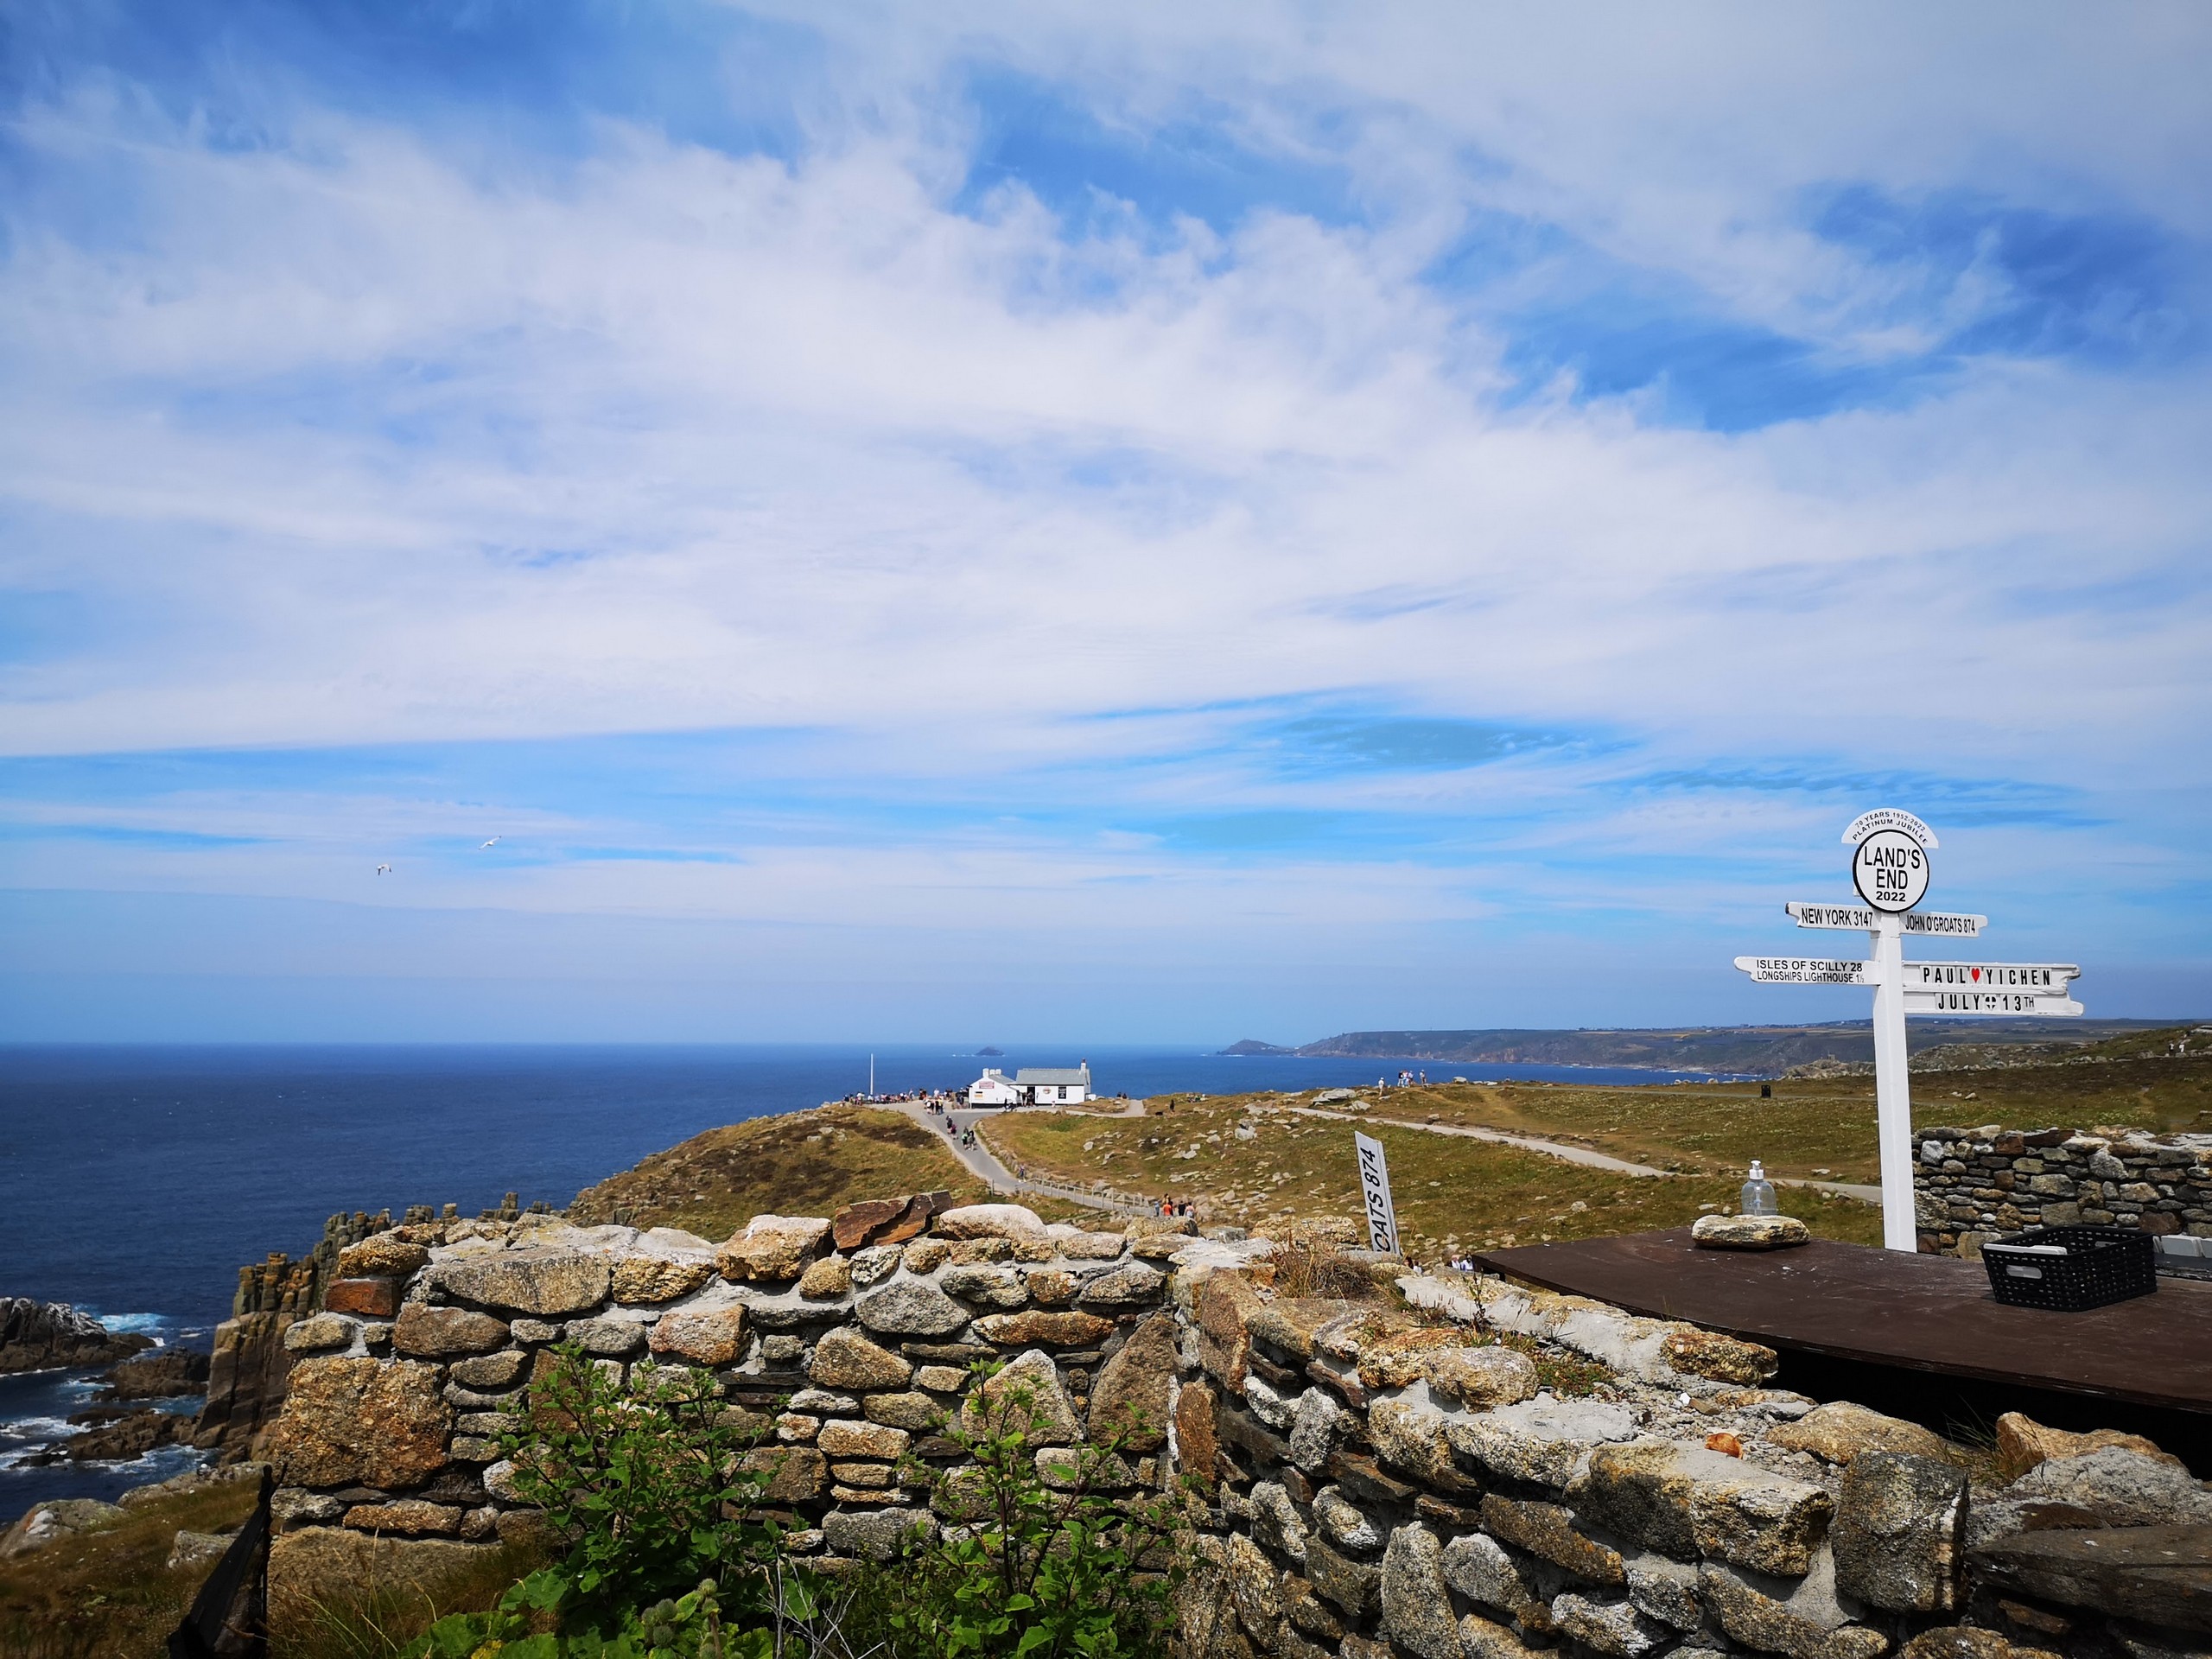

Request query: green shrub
[
  {"left": 855, "top": 1361, "right": 1186, "bottom": 1659},
  {"left": 401, "top": 1345, "right": 806, "bottom": 1657}
]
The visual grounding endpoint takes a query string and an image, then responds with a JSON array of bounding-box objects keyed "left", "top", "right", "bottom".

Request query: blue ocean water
[{"left": 0, "top": 1042, "right": 1728, "bottom": 1510}]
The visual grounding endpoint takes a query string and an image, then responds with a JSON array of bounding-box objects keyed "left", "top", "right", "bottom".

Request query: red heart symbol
[{"left": 1971, "top": 968, "right": 1981, "bottom": 981}]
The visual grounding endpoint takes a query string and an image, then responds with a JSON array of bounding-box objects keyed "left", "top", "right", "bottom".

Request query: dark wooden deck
[{"left": 1475, "top": 1229, "right": 2212, "bottom": 1415}]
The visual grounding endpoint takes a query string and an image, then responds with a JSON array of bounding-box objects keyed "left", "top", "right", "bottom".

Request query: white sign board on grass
[
  {"left": 1354, "top": 1131, "right": 1400, "bottom": 1256},
  {"left": 1735, "top": 810, "right": 2083, "bottom": 1254}
]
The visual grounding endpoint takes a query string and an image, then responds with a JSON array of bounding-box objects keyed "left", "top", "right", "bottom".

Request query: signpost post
[
  {"left": 1354, "top": 1130, "right": 1401, "bottom": 1256},
  {"left": 1735, "top": 810, "right": 2084, "bottom": 1253}
]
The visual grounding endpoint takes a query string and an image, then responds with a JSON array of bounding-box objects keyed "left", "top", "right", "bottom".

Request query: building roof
[{"left": 1014, "top": 1065, "right": 1091, "bottom": 1086}]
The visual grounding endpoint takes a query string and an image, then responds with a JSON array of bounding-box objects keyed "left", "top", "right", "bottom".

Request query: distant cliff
[{"left": 1278, "top": 1018, "right": 2174, "bottom": 1074}]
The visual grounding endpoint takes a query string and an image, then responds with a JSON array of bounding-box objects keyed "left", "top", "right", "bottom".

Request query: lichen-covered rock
[
  {"left": 717, "top": 1216, "right": 832, "bottom": 1281},
  {"left": 933, "top": 1204, "right": 1045, "bottom": 1240},
  {"left": 270, "top": 1357, "right": 453, "bottom": 1490},
  {"left": 1832, "top": 1451, "right": 1967, "bottom": 1614},
  {"left": 1691, "top": 1213, "right": 1811, "bottom": 1250},
  {"left": 798, "top": 1256, "right": 853, "bottom": 1300},
  {"left": 1289, "top": 1387, "right": 1350, "bottom": 1473},
  {"left": 1368, "top": 1395, "right": 1465, "bottom": 1490},
  {"left": 1993, "top": 1411, "right": 2178, "bottom": 1481},
  {"left": 1574, "top": 1438, "right": 1834, "bottom": 1577},
  {"left": 1898, "top": 1629, "right": 2060, "bottom": 1659},
  {"left": 336, "top": 1235, "right": 430, "bottom": 1280},
  {"left": 808, "top": 1327, "right": 913, "bottom": 1390},
  {"left": 940, "top": 1264, "right": 1029, "bottom": 1308},
  {"left": 1251, "top": 1480, "right": 1309, "bottom": 1563},
  {"left": 1195, "top": 1271, "right": 1262, "bottom": 1390},
  {"left": 432, "top": 1248, "right": 612, "bottom": 1316},
  {"left": 1024, "top": 1268, "right": 1077, "bottom": 1306},
  {"left": 900, "top": 1238, "right": 951, "bottom": 1274},
  {"left": 1974, "top": 1446, "right": 2212, "bottom": 1542},
  {"left": 1698, "top": 1563, "right": 1890, "bottom": 1659},
  {"left": 1426, "top": 1345, "right": 1540, "bottom": 1408},
  {"left": 972, "top": 1309, "right": 1113, "bottom": 1345},
  {"left": 1088, "top": 1313, "right": 1177, "bottom": 1451},
  {"left": 1449, "top": 1396, "right": 1640, "bottom": 1490},
  {"left": 1176, "top": 1379, "right": 1218, "bottom": 1492},
  {"left": 738, "top": 1445, "right": 826, "bottom": 1502},
  {"left": 567, "top": 1317, "right": 648, "bottom": 1357},
  {"left": 1460, "top": 1611, "right": 1546, "bottom": 1659},
  {"left": 856, "top": 1279, "right": 969, "bottom": 1338},
  {"left": 611, "top": 1253, "right": 715, "bottom": 1305},
  {"left": 1249, "top": 1297, "right": 1363, "bottom": 1360},
  {"left": 823, "top": 1507, "right": 934, "bottom": 1561},
  {"left": 283, "top": 1313, "right": 354, "bottom": 1354},
  {"left": 1051, "top": 1229, "right": 1128, "bottom": 1260},
  {"left": 1244, "top": 1373, "right": 1297, "bottom": 1431},
  {"left": 1662, "top": 1328, "right": 1778, "bottom": 1385},
  {"left": 863, "top": 1391, "right": 945, "bottom": 1432},
  {"left": 1226, "top": 1530, "right": 1286, "bottom": 1650},
  {"left": 1551, "top": 1592, "right": 1672, "bottom": 1658},
  {"left": 1074, "top": 1262, "right": 1165, "bottom": 1309},
  {"left": 1442, "top": 1530, "right": 1551, "bottom": 1628},
  {"left": 1770, "top": 1402, "right": 1963, "bottom": 1467},
  {"left": 343, "top": 1501, "right": 462, "bottom": 1536},
  {"left": 962, "top": 1347, "right": 1079, "bottom": 1445},
  {"left": 1480, "top": 1493, "right": 1626, "bottom": 1586},
  {"left": 1305, "top": 1532, "right": 1382, "bottom": 1618},
  {"left": 392, "top": 1305, "right": 510, "bottom": 1357},
  {"left": 1314, "top": 1486, "right": 1382, "bottom": 1554},
  {"left": 817, "top": 1419, "right": 910, "bottom": 1459},
  {"left": 649, "top": 1306, "right": 747, "bottom": 1367},
  {"left": 1356, "top": 1325, "right": 1472, "bottom": 1389},
  {"left": 849, "top": 1245, "right": 902, "bottom": 1287},
  {"left": 448, "top": 1350, "right": 529, "bottom": 1390},
  {"left": 1624, "top": 1553, "right": 1702, "bottom": 1630},
  {"left": 1380, "top": 1523, "right": 1461, "bottom": 1659}
]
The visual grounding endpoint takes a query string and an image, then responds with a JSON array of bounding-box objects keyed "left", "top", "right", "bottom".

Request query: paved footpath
[{"left": 890, "top": 1103, "right": 1146, "bottom": 1216}]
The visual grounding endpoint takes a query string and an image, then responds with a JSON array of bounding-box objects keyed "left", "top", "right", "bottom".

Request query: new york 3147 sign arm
[{"left": 1735, "top": 810, "right": 2083, "bottom": 1252}]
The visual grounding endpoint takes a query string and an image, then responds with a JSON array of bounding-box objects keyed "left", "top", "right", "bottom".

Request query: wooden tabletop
[{"left": 1475, "top": 1229, "right": 2212, "bottom": 1414}]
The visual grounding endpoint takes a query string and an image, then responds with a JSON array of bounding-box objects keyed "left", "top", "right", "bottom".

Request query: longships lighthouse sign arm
[{"left": 1733, "top": 810, "right": 2083, "bottom": 1254}]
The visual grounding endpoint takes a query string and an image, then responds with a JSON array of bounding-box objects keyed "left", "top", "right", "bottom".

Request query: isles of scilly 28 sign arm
[{"left": 1732, "top": 810, "right": 2083, "bottom": 1254}]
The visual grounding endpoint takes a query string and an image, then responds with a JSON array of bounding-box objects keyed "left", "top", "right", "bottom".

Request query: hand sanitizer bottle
[{"left": 1740, "top": 1160, "right": 1778, "bottom": 1217}]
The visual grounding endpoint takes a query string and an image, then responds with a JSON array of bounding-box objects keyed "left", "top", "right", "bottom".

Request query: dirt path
[{"left": 1288, "top": 1106, "right": 1882, "bottom": 1203}]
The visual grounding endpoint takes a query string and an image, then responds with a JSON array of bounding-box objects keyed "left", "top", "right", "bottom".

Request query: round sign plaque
[{"left": 1852, "top": 828, "right": 1929, "bottom": 912}]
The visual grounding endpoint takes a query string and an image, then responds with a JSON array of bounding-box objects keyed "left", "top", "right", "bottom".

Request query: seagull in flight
[
  {"left": 480, "top": 836, "right": 501, "bottom": 849},
  {"left": 375, "top": 863, "right": 392, "bottom": 875}
]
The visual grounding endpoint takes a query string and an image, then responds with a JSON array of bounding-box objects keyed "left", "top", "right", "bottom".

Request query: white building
[{"left": 965, "top": 1062, "right": 1093, "bottom": 1106}]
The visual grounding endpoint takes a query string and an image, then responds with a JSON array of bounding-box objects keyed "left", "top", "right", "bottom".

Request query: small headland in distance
[{"left": 1255, "top": 1017, "right": 2188, "bottom": 1075}]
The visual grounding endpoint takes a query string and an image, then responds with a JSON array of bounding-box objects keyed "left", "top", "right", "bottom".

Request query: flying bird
[
  {"left": 480, "top": 836, "right": 501, "bottom": 849},
  {"left": 375, "top": 863, "right": 392, "bottom": 875}
]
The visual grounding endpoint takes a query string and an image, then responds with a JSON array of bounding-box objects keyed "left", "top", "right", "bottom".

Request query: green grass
[
  {"left": 568, "top": 1105, "right": 989, "bottom": 1237},
  {"left": 0, "top": 1480, "right": 258, "bottom": 1659},
  {"left": 982, "top": 1098, "right": 1885, "bottom": 1255}
]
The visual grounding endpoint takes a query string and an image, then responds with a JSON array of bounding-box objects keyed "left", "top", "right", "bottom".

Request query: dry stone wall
[
  {"left": 1911, "top": 1125, "right": 2212, "bottom": 1255},
  {"left": 259, "top": 1201, "right": 2212, "bottom": 1659}
]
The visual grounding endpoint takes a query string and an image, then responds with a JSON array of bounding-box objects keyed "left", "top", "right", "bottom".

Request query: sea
[{"left": 0, "top": 1042, "right": 1732, "bottom": 1514}]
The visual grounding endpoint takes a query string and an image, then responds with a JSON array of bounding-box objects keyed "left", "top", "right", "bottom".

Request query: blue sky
[{"left": 3, "top": 2, "right": 2209, "bottom": 1041}]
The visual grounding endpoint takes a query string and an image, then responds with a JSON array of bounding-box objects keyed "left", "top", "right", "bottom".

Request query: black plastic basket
[{"left": 1982, "top": 1225, "right": 2158, "bottom": 1312}]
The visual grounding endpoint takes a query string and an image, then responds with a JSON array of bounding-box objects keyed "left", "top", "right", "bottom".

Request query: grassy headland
[{"left": 567, "top": 1104, "right": 988, "bottom": 1237}]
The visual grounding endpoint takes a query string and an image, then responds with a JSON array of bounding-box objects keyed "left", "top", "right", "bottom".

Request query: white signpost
[
  {"left": 1354, "top": 1130, "right": 1401, "bottom": 1256},
  {"left": 1736, "top": 810, "right": 2085, "bottom": 1253}
]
